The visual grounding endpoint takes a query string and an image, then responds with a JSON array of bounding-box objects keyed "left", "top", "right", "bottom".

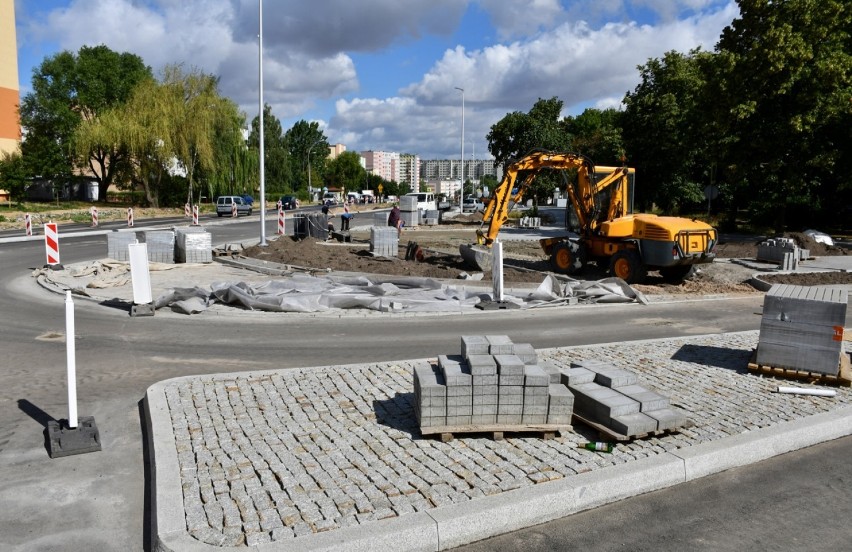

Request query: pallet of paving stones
[
  {"left": 747, "top": 349, "right": 852, "bottom": 387},
  {"left": 419, "top": 423, "right": 572, "bottom": 442},
  {"left": 570, "top": 412, "right": 682, "bottom": 442}
]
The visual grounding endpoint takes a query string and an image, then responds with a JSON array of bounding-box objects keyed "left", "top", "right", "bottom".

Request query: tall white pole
[
  {"left": 455, "top": 87, "right": 464, "bottom": 197},
  {"left": 258, "top": 0, "right": 268, "bottom": 245},
  {"left": 65, "top": 291, "right": 78, "bottom": 429}
]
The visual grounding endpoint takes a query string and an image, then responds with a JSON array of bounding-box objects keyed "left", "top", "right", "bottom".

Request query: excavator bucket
[{"left": 459, "top": 244, "right": 492, "bottom": 271}]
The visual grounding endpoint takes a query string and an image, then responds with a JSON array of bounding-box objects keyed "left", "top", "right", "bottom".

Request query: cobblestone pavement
[{"left": 159, "top": 330, "right": 851, "bottom": 547}]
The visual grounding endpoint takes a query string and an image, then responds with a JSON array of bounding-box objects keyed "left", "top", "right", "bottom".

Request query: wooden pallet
[
  {"left": 747, "top": 349, "right": 852, "bottom": 387},
  {"left": 419, "top": 423, "right": 571, "bottom": 442},
  {"left": 570, "top": 413, "right": 682, "bottom": 442}
]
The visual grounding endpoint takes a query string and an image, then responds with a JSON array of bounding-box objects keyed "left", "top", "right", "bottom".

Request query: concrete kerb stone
[{"left": 672, "top": 405, "right": 852, "bottom": 482}]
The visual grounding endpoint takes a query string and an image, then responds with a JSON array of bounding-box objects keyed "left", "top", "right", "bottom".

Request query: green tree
[
  {"left": 324, "top": 151, "right": 366, "bottom": 194},
  {"left": 248, "top": 104, "right": 290, "bottom": 194},
  {"left": 20, "top": 45, "right": 152, "bottom": 199},
  {"left": 621, "top": 49, "right": 714, "bottom": 212},
  {"left": 285, "top": 120, "right": 328, "bottom": 193},
  {"left": 486, "top": 97, "right": 573, "bottom": 203},
  {"left": 0, "top": 152, "right": 29, "bottom": 204},
  {"left": 565, "top": 108, "right": 625, "bottom": 166},
  {"left": 75, "top": 66, "right": 245, "bottom": 207},
  {"left": 713, "top": 0, "right": 852, "bottom": 229}
]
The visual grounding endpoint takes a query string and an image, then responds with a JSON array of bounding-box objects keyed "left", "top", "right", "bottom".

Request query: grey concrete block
[
  {"left": 471, "top": 414, "right": 498, "bottom": 424},
  {"left": 472, "top": 384, "right": 498, "bottom": 397},
  {"left": 560, "top": 367, "right": 596, "bottom": 386},
  {"left": 440, "top": 355, "right": 472, "bottom": 386},
  {"left": 472, "top": 374, "right": 498, "bottom": 386},
  {"left": 546, "top": 413, "right": 572, "bottom": 424},
  {"left": 570, "top": 359, "right": 614, "bottom": 370},
  {"left": 541, "top": 361, "right": 561, "bottom": 384},
  {"left": 497, "top": 414, "right": 522, "bottom": 424},
  {"left": 461, "top": 335, "right": 490, "bottom": 356},
  {"left": 472, "top": 404, "right": 497, "bottom": 416},
  {"left": 499, "top": 374, "right": 525, "bottom": 386},
  {"left": 609, "top": 412, "right": 658, "bottom": 436},
  {"left": 486, "top": 335, "right": 514, "bottom": 354},
  {"left": 513, "top": 343, "right": 538, "bottom": 364},
  {"left": 593, "top": 368, "right": 638, "bottom": 388},
  {"left": 494, "top": 354, "right": 525, "bottom": 375},
  {"left": 467, "top": 354, "right": 497, "bottom": 376},
  {"left": 569, "top": 382, "right": 640, "bottom": 423},
  {"left": 473, "top": 394, "right": 499, "bottom": 406},
  {"left": 644, "top": 407, "right": 688, "bottom": 431},
  {"left": 524, "top": 365, "right": 550, "bottom": 387},
  {"left": 521, "top": 413, "right": 547, "bottom": 424},
  {"left": 615, "top": 384, "right": 670, "bottom": 412}
]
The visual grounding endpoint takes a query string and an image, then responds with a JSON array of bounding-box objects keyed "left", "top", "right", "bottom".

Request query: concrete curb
[{"left": 145, "top": 356, "right": 852, "bottom": 552}]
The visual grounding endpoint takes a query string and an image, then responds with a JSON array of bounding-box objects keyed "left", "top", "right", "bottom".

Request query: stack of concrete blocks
[
  {"left": 399, "top": 195, "right": 419, "bottom": 228},
  {"left": 423, "top": 209, "right": 440, "bottom": 226},
  {"left": 519, "top": 216, "right": 541, "bottom": 228},
  {"left": 107, "top": 231, "right": 138, "bottom": 262},
  {"left": 140, "top": 230, "right": 175, "bottom": 263},
  {"left": 563, "top": 359, "right": 687, "bottom": 437},
  {"left": 175, "top": 227, "right": 212, "bottom": 264},
  {"left": 411, "top": 335, "right": 575, "bottom": 430},
  {"left": 370, "top": 226, "right": 399, "bottom": 258},
  {"left": 756, "top": 284, "right": 848, "bottom": 375},
  {"left": 757, "top": 237, "right": 809, "bottom": 265}
]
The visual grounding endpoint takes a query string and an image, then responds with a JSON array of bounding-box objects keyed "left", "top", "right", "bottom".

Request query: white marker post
[
  {"left": 65, "top": 291, "right": 78, "bottom": 429},
  {"left": 492, "top": 240, "right": 504, "bottom": 301}
]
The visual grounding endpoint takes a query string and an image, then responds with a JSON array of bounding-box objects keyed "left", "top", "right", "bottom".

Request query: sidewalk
[{"left": 145, "top": 330, "right": 852, "bottom": 551}]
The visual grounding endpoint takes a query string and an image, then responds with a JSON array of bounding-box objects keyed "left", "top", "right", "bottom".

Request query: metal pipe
[{"left": 65, "top": 291, "right": 78, "bottom": 428}]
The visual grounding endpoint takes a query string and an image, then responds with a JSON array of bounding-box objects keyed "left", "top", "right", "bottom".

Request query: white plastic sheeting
[{"left": 152, "top": 273, "right": 644, "bottom": 315}]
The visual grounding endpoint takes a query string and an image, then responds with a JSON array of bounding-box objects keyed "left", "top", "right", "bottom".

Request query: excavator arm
[{"left": 476, "top": 151, "right": 628, "bottom": 245}]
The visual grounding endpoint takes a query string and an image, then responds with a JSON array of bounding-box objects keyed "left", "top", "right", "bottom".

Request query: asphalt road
[{"left": 0, "top": 214, "right": 847, "bottom": 551}]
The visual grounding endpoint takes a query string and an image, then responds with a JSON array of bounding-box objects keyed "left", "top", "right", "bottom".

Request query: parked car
[
  {"left": 240, "top": 194, "right": 254, "bottom": 205},
  {"left": 462, "top": 196, "right": 483, "bottom": 213},
  {"left": 216, "top": 195, "right": 252, "bottom": 217},
  {"left": 278, "top": 195, "right": 299, "bottom": 210}
]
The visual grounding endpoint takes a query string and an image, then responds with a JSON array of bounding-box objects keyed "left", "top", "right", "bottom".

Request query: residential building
[
  {"left": 0, "top": 0, "right": 20, "bottom": 201},
  {"left": 360, "top": 150, "right": 400, "bottom": 183},
  {"left": 328, "top": 143, "right": 346, "bottom": 159},
  {"left": 399, "top": 153, "right": 420, "bottom": 192}
]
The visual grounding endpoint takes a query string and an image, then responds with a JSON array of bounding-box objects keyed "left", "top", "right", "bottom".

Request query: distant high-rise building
[
  {"left": 420, "top": 159, "right": 500, "bottom": 181},
  {"left": 328, "top": 143, "right": 346, "bottom": 159},
  {"left": 399, "top": 153, "right": 420, "bottom": 192},
  {"left": 0, "top": 0, "right": 20, "bottom": 157},
  {"left": 360, "top": 150, "right": 400, "bottom": 183}
]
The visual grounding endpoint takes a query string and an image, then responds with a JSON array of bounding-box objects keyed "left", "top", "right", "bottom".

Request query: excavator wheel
[
  {"left": 659, "top": 265, "right": 695, "bottom": 283},
  {"left": 549, "top": 241, "right": 585, "bottom": 274},
  {"left": 609, "top": 249, "right": 647, "bottom": 284}
]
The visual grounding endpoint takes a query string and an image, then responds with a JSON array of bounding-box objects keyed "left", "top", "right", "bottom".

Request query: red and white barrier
[
  {"left": 184, "top": 203, "right": 191, "bottom": 217},
  {"left": 277, "top": 208, "right": 285, "bottom": 235},
  {"left": 44, "top": 222, "right": 60, "bottom": 266},
  {"left": 192, "top": 205, "right": 199, "bottom": 226},
  {"left": 90, "top": 206, "right": 98, "bottom": 227},
  {"left": 231, "top": 201, "right": 237, "bottom": 218},
  {"left": 127, "top": 208, "right": 134, "bottom": 227},
  {"left": 25, "top": 214, "right": 32, "bottom": 236},
  {"left": 276, "top": 199, "right": 282, "bottom": 211}
]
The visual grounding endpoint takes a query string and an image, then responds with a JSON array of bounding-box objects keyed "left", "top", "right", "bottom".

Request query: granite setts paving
[{"left": 163, "top": 330, "right": 852, "bottom": 547}]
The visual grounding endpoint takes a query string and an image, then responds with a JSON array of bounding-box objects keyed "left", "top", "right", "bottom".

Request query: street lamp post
[
  {"left": 257, "top": 0, "right": 267, "bottom": 246},
  {"left": 455, "top": 87, "right": 464, "bottom": 198},
  {"left": 307, "top": 138, "right": 322, "bottom": 201}
]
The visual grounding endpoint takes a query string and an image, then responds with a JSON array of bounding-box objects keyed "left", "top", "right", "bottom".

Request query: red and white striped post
[
  {"left": 277, "top": 208, "right": 285, "bottom": 235},
  {"left": 90, "top": 206, "right": 98, "bottom": 227},
  {"left": 44, "top": 222, "right": 61, "bottom": 268},
  {"left": 127, "top": 208, "right": 134, "bottom": 227},
  {"left": 24, "top": 214, "right": 32, "bottom": 236},
  {"left": 184, "top": 203, "right": 191, "bottom": 218},
  {"left": 192, "top": 205, "right": 199, "bottom": 226},
  {"left": 231, "top": 201, "right": 237, "bottom": 218},
  {"left": 276, "top": 199, "right": 282, "bottom": 211}
]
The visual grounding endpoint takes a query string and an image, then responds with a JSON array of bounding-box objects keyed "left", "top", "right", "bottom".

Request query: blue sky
[{"left": 13, "top": 0, "right": 739, "bottom": 159}]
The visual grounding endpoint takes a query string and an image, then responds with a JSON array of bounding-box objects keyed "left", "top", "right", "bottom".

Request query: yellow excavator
[{"left": 459, "top": 151, "right": 717, "bottom": 283}]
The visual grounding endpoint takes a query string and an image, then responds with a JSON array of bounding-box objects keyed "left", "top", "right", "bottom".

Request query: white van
[{"left": 404, "top": 192, "right": 437, "bottom": 212}]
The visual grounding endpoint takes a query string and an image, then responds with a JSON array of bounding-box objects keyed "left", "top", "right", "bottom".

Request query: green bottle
[{"left": 579, "top": 441, "right": 613, "bottom": 453}]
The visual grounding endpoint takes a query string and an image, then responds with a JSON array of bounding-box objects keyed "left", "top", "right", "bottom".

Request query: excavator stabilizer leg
[{"left": 459, "top": 244, "right": 492, "bottom": 271}]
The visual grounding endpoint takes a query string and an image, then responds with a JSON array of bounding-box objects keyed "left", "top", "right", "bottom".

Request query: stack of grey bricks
[
  {"left": 563, "top": 359, "right": 687, "bottom": 437},
  {"left": 756, "top": 284, "right": 848, "bottom": 375},
  {"left": 399, "top": 195, "right": 419, "bottom": 228},
  {"left": 412, "top": 335, "right": 574, "bottom": 430},
  {"left": 370, "top": 226, "right": 398, "bottom": 258},
  {"left": 107, "top": 231, "right": 138, "bottom": 262},
  {"left": 757, "top": 237, "right": 809, "bottom": 265},
  {"left": 423, "top": 209, "right": 440, "bottom": 226},
  {"left": 140, "top": 230, "right": 175, "bottom": 263},
  {"left": 175, "top": 227, "right": 212, "bottom": 263}
]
